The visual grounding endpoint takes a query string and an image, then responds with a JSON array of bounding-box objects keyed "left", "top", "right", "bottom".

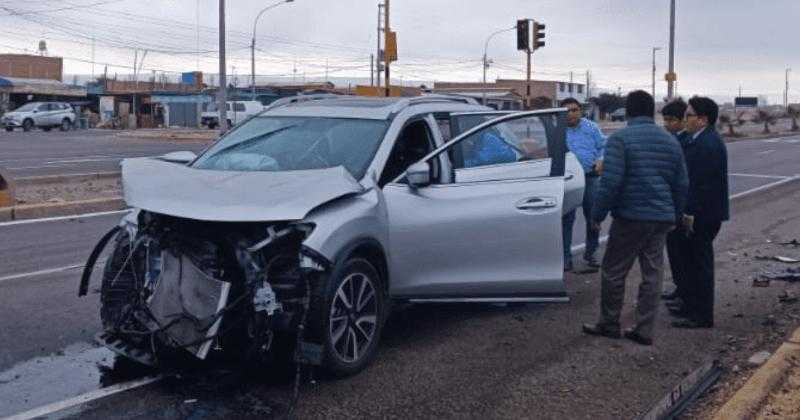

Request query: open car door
[{"left": 382, "top": 110, "right": 573, "bottom": 302}]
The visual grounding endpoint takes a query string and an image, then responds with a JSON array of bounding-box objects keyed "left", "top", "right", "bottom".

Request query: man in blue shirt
[
  {"left": 463, "top": 129, "right": 518, "bottom": 168},
  {"left": 561, "top": 98, "right": 607, "bottom": 271}
]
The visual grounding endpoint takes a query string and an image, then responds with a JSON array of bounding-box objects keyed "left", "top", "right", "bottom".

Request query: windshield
[
  {"left": 193, "top": 116, "right": 389, "bottom": 179},
  {"left": 14, "top": 103, "right": 41, "bottom": 112}
]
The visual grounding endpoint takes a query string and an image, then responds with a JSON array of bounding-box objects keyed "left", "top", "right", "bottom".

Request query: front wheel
[
  {"left": 4, "top": 127, "right": 12, "bottom": 132},
  {"left": 22, "top": 119, "right": 33, "bottom": 132},
  {"left": 311, "top": 258, "right": 385, "bottom": 377},
  {"left": 60, "top": 119, "right": 71, "bottom": 131}
]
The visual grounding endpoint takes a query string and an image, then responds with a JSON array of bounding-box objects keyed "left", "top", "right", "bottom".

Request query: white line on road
[
  {"left": 728, "top": 173, "right": 789, "bottom": 179},
  {"left": 1, "top": 375, "right": 164, "bottom": 420},
  {"left": 0, "top": 209, "right": 130, "bottom": 228},
  {"left": 730, "top": 175, "right": 800, "bottom": 200},
  {"left": 757, "top": 149, "right": 776, "bottom": 155},
  {"left": 0, "top": 264, "right": 84, "bottom": 284}
]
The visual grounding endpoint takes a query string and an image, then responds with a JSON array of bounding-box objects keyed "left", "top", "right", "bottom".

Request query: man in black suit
[
  {"left": 672, "top": 96, "right": 730, "bottom": 329},
  {"left": 660, "top": 99, "right": 690, "bottom": 306}
]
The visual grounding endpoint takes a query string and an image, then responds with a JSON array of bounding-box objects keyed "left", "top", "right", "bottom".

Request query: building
[
  {"left": 433, "top": 78, "right": 587, "bottom": 108},
  {"left": 0, "top": 54, "right": 86, "bottom": 113},
  {"left": 430, "top": 87, "right": 524, "bottom": 110}
]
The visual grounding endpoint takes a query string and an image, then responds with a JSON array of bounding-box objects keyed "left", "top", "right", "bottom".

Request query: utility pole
[
  {"left": 383, "top": 0, "right": 390, "bottom": 97},
  {"left": 91, "top": 37, "right": 95, "bottom": 79},
  {"left": 218, "top": 0, "right": 228, "bottom": 134},
  {"left": 667, "top": 0, "right": 676, "bottom": 99},
  {"left": 482, "top": 26, "right": 515, "bottom": 105},
  {"left": 376, "top": 3, "right": 384, "bottom": 88},
  {"left": 652, "top": 47, "right": 661, "bottom": 99},
  {"left": 370, "top": 54, "right": 374, "bottom": 86},
  {"left": 586, "top": 70, "right": 591, "bottom": 100},
  {"left": 196, "top": 0, "right": 200, "bottom": 70},
  {"left": 526, "top": 47, "right": 532, "bottom": 109},
  {"left": 786, "top": 68, "right": 792, "bottom": 109},
  {"left": 251, "top": 0, "right": 294, "bottom": 99}
]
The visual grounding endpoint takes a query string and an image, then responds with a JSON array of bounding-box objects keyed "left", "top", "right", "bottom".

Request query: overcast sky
[{"left": 0, "top": 0, "right": 797, "bottom": 103}]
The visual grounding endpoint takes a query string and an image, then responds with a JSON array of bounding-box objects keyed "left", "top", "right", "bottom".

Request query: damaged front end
[{"left": 81, "top": 210, "right": 328, "bottom": 367}]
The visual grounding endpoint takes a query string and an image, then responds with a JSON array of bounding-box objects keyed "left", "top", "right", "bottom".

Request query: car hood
[
  {"left": 122, "top": 158, "right": 365, "bottom": 222},
  {"left": 3, "top": 112, "right": 25, "bottom": 119}
]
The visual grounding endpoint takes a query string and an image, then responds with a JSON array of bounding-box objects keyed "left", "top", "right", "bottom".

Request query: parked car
[
  {"left": 610, "top": 107, "right": 626, "bottom": 122},
  {"left": 1, "top": 102, "right": 77, "bottom": 132},
  {"left": 81, "top": 95, "right": 585, "bottom": 377},
  {"left": 201, "top": 100, "right": 264, "bottom": 129}
]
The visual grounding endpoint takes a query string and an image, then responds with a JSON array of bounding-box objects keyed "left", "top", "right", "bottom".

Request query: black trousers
[
  {"left": 666, "top": 231, "right": 689, "bottom": 299},
  {"left": 683, "top": 219, "right": 722, "bottom": 325}
]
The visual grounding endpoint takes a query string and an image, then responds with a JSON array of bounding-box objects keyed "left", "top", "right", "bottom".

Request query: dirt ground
[
  {"left": 757, "top": 363, "right": 800, "bottom": 420},
  {"left": 15, "top": 176, "right": 121, "bottom": 205}
]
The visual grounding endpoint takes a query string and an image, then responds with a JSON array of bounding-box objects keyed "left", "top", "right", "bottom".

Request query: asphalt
[
  {"left": 0, "top": 129, "right": 210, "bottom": 177},
  {"left": 0, "top": 134, "right": 799, "bottom": 418}
]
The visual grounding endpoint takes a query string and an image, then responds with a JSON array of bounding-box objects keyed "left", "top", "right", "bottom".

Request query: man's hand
[
  {"left": 682, "top": 214, "right": 695, "bottom": 234},
  {"left": 593, "top": 159, "right": 604, "bottom": 175}
]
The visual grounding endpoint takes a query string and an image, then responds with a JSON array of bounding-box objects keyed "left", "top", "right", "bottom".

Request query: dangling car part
[{"left": 79, "top": 95, "right": 580, "bottom": 377}]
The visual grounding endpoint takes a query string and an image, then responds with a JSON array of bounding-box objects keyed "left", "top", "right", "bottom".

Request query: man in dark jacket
[
  {"left": 671, "top": 96, "right": 729, "bottom": 329},
  {"left": 582, "top": 90, "right": 689, "bottom": 345},
  {"left": 660, "top": 99, "right": 690, "bottom": 306}
]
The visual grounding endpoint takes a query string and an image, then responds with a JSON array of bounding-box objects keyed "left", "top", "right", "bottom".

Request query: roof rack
[
  {"left": 262, "top": 93, "right": 343, "bottom": 112},
  {"left": 388, "top": 94, "right": 479, "bottom": 113}
]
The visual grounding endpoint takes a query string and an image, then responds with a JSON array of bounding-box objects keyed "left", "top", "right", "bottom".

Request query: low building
[
  {"left": 0, "top": 54, "right": 86, "bottom": 114},
  {"left": 433, "top": 78, "right": 587, "bottom": 108},
  {"left": 430, "top": 88, "right": 524, "bottom": 110}
]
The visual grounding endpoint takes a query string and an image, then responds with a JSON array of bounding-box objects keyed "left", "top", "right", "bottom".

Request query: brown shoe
[
  {"left": 582, "top": 323, "right": 621, "bottom": 339},
  {"left": 623, "top": 329, "right": 653, "bottom": 346}
]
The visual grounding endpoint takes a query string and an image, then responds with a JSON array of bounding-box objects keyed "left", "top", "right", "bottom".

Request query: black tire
[
  {"left": 309, "top": 257, "right": 385, "bottom": 377},
  {"left": 208, "top": 122, "right": 217, "bottom": 129},
  {"left": 100, "top": 231, "right": 142, "bottom": 330},
  {"left": 5, "top": 126, "right": 13, "bottom": 132},
  {"left": 22, "top": 119, "right": 33, "bottom": 132},
  {"left": 60, "top": 118, "right": 71, "bottom": 131}
]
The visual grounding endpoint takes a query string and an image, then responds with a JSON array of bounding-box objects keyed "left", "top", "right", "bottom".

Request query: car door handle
[
  {"left": 515, "top": 196, "right": 557, "bottom": 210},
  {"left": 564, "top": 172, "right": 574, "bottom": 181}
]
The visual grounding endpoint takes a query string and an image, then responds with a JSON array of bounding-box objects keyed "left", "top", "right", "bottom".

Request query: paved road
[
  {"left": 0, "top": 129, "right": 211, "bottom": 177},
  {"left": 0, "top": 135, "right": 799, "bottom": 418}
]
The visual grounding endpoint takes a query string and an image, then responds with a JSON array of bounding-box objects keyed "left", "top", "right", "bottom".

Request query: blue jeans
[{"left": 562, "top": 175, "right": 600, "bottom": 263}]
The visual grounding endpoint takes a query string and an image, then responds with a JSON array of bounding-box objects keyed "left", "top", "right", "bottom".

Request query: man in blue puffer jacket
[{"left": 582, "top": 90, "right": 689, "bottom": 346}]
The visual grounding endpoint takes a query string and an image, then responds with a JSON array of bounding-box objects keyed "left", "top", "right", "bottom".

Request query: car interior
[{"left": 379, "top": 119, "right": 437, "bottom": 186}]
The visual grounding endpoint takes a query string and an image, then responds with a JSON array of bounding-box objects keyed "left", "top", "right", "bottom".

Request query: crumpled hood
[
  {"left": 122, "top": 158, "right": 365, "bottom": 222},
  {"left": 3, "top": 112, "right": 24, "bottom": 119}
]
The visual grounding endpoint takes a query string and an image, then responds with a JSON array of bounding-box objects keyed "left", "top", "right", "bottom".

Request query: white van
[{"left": 201, "top": 101, "right": 264, "bottom": 129}]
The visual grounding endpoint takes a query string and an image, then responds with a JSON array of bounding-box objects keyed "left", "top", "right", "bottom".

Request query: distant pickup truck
[{"left": 201, "top": 101, "right": 264, "bottom": 129}]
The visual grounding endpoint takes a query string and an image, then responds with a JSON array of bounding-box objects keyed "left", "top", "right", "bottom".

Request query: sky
[{"left": 0, "top": 0, "right": 797, "bottom": 104}]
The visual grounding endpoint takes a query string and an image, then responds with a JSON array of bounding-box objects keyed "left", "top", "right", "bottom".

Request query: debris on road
[
  {"left": 747, "top": 351, "right": 772, "bottom": 366},
  {"left": 755, "top": 255, "right": 800, "bottom": 263},
  {"left": 753, "top": 277, "right": 771, "bottom": 287},
  {"left": 761, "top": 267, "right": 800, "bottom": 282},
  {"left": 778, "top": 290, "right": 798, "bottom": 304},
  {"left": 780, "top": 239, "right": 800, "bottom": 247}
]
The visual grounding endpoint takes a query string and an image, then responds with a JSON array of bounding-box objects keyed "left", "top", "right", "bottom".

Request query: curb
[
  {"left": 711, "top": 327, "right": 800, "bottom": 420},
  {"left": 0, "top": 197, "right": 125, "bottom": 222},
  {"left": 16, "top": 171, "right": 121, "bottom": 186}
]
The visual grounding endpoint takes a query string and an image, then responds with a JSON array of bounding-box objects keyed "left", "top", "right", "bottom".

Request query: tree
[
  {"left": 591, "top": 93, "right": 626, "bottom": 116},
  {"left": 788, "top": 106, "right": 800, "bottom": 132},
  {"left": 756, "top": 109, "right": 777, "bottom": 134},
  {"left": 718, "top": 111, "right": 745, "bottom": 137}
]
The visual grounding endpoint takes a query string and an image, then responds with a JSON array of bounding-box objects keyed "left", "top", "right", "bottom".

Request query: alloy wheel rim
[{"left": 329, "top": 272, "right": 377, "bottom": 363}]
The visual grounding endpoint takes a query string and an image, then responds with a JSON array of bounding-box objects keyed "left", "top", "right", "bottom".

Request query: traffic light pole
[
  {"left": 218, "top": 0, "right": 227, "bottom": 134},
  {"left": 526, "top": 48, "right": 532, "bottom": 109},
  {"left": 667, "top": 0, "right": 676, "bottom": 99}
]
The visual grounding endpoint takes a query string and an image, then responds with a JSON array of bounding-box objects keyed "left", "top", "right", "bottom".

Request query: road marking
[
  {"left": 730, "top": 175, "right": 800, "bottom": 200},
  {"left": 0, "top": 263, "right": 86, "bottom": 284},
  {"left": 729, "top": 173, "right": 789, "bottom": 179},
  {"left": 0, "top": 209, "right": 130, "bottom": 228},
  {"left": 1, "top": 375, "right": 164, "bottom": 420},
  {"left": 757, "top": 149, "right": 776, "bottom": 155}
]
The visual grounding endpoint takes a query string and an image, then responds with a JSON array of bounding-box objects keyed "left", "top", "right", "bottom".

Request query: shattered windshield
[{"left": 193, "top": 116, "right": 389, "bottom": 179}]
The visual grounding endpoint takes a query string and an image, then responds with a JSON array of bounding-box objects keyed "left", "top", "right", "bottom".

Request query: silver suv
[
  {"left": 2, "top": 101, "right": 76, "bottom": 132},
  {"left": 80, "top": 95, "right": 585, "bottom": 376}
]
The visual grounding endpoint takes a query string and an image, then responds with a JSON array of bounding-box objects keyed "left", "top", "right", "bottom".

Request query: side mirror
[
  {"left": 159, "top": 151, "right": 197, "bottom": 164},
  {"left": 406, "top": 161, "right": 431, "bottom": 188},
  {"left": 32, "top": 109, "right": 39, "bottom": 113}
]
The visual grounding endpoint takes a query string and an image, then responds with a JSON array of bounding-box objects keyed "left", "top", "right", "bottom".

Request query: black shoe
[
  {"left": 623, "top": 329, "right": 653, "bottom": 346},
  {"left": 671, "top": 319, "right": 714, "bottom": 329},
  {"left": 583, "top": 254, "right": 600, "bottom": 268},
  {"left": 667, "top": 306, "right": 691, "bottom": 318},
  {"left": 582, "top": 323, "right": 621, "bottom": 339},
  {"left": 661, "top": 291, "right": 679, "bottom": 301}
]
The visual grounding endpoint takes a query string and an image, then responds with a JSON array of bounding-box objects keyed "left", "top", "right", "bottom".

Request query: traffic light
[
  {"left": 516, "top": 19, "right": 530, "bottom": 51},
  {"left": 533, "top": 21, "right": 546, "bottom": 50}
]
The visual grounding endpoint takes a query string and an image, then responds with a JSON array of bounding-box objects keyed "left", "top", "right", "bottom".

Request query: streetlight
[
  {"left": 252, "top": 0, "right": 294, "bottom": 98},
  {"left": 652, "top": 47, "right": 661, "bottom": 100},
  {"left": 482, "top": 26, "right": 515, "bottom": 106}
]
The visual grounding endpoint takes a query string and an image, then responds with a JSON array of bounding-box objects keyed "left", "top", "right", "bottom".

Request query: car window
[
  {"left": 193, "top": 116, "right": 389, "bottom": 180},
  {"left": 233, "top": 102, "right": 246, "bottom": 112},
  {"left": 379, "top": 119, "right": 437, "bottom": 187},
  {"left": 38, "top": 104, "right": 50, "bottom": 111},
  {"left": 445, "top": 114, "right": 549, "bottom": 170}
]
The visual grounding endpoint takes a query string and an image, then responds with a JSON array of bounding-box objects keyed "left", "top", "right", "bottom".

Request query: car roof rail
[
  {"left": 389, "top": 94, "right": 479, "bottom": 113},
  {"left": 263, "top": 93, "right": 343, "bottom": 112}
]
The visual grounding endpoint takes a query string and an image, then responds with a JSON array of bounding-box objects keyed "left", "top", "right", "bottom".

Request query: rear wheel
[
  {"left": 22, "top": 119, "right": 33, "bottom": 132},
  {"left": 60, "top": 118, "right": 71, "bottom": 131},
  {"left": 5, "top": 126, "right": 14, "bottom": 132},
  {"left": 310, "top": 257, "right": 384, "bottom": 377}
]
